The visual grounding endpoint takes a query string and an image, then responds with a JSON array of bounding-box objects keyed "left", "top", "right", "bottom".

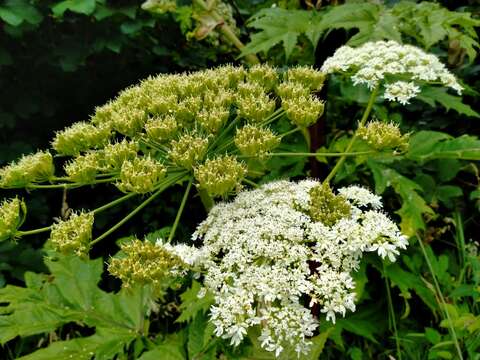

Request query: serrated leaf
[
  {"left": 138, "top": 332, "right": 187, "bottom": 360},
  {"left": 176, "top": 280, "right": 214, "bottom": 323},
  {"left": 242, "top": 8, "right": 322, "bottom": 60},
  {"left": 368, "top": 161, "right": 434, "bottom": 235},
  {"left": 408, "top": 131, "right": 480, "bottom": 162},
  {"left": 417, "top": 87, "right": 480, "bottom": 118}
]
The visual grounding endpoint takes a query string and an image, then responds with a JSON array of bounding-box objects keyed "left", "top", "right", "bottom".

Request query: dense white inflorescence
[
  {"left": 164, "top": 180, "right": 408, "bottom": 357},
  {"left": 321, "top": 40, "right": 462, "bottom": 104}
]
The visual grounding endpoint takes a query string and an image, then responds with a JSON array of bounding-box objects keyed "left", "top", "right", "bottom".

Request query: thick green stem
[
  {"left": 92, "top": 192, "right": 138, "bottom": 215},
  {"left": 416, "top": 233, "right": 463, "bottom": 360},
  {"left": 324, "top": 86, "right": 379, "bottom": 184},
  {"left": 90, "top": 173, "right": 188, "bottom": 246},
  {"left": 26, "top": 177, "right": 117, "bottom": 190},
  {"left": 167, "top": 178, "right": 193, "bottom": 243},
  {"left": 198, "top": 188, "right": 215, "bottom": 212},
  {"left": 193, "top": 0, "right": 259, "bottom": 65},
  {"left": 17, "top": 226, "right": 51, "bottom": 237},
  {"left": 279, "top": 127, "right": 301, "bottom": 139},
  {"left": 384, "top": 264, "right": 402, "bottom": 360},
  {"left": 237, "top": 151, "right": 375, "bottom": 159}
]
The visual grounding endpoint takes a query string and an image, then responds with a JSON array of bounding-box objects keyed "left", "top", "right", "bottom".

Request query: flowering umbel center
[
  {"left": 171, "top": 180, "right": 408, "bottom": 357},
  {"left": 321, "top": 40, "right": 462, "bottom": 104}
]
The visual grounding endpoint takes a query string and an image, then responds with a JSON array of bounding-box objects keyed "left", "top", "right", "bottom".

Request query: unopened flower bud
[
  {"left": 276, "top": 82, "right": 310, "bottom": 100},
  {"left": 194, "top": 155, "right": 246, "bottom": 197},
  {"left": 0, "top": 198, "right": 25, "bottom": 241},
  {"left": 309, "top": 183, "right": 351, "bottom": 226},
  {"left": 145, "top": 115, "right": 179, "bottom": 143},
  {"left": 108, "top": 239, "right": 185, "bottom": 291},
  {"left": 103, "top": 140, "right": 138, "bottom": 170},
  {"left": 175, "top": 96, "right": 202, "bottom": 124},
  {"left": 50, "top": 212, "right": 94, "bottom": 256},
  {"left": 286, "top": 66, "right": 325, "bottom": 91},
  {"left": 169, "top": 134, "right": 209, "bottom": 169},
  {"left": 64, "top": 152, "right": 102, "bottom": 184},
  {"left": 234, "top": 125, "right": 280, "bottom": 158},
  {"left": 116, "top": 156, "right": 166, "bottom": 193},
  {"left": 237, "top": 95, "right": 275, "bottom": 123},
  {"left": 357, "top": 121, "right": 409, "bottom": 151},
  {"left": 247, "top": 64, "right": 279, "bottom": 91},
  {"left": 283, "top": 96, "right": 324, "bottom": 128},
  {"left": 198, "top": 107, "right": 230, "bottom": 134},
  {"left": 52, "top": 122, "right": 111, "bottom": 156},
  {"left": 0, "top": 151, "right": 55, "bottom": 188}
]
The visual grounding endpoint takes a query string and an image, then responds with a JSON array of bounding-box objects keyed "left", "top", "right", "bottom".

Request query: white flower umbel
[
  {"left": 192, "top": 180, "right": 408, "bottom": 357},
  {"left": 321, "top": 40, "right": 462, "bottom": 104}
]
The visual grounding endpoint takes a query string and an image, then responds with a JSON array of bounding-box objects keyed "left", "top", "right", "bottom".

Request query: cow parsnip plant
[{"left": 0, "top": 41, "right": 473, "bottom": 359}]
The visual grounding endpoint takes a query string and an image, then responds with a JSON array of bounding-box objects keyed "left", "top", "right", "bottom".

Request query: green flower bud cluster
[
  {"left": 64, "top": 152, "right": 102, "bottom": 184},
  {"left": 309, "top": 183, "right": 351, "bottom": 226},
  {"left": 234, "top": 125, "right": 280, "bottom": 158},
  {"left": 357, "top": 121, "right": 409, "bottom": 151},
  {"left": 52, "top": 122, "right": 111, "bottom": 156},
  {"left": 145, "top": 116, "right": 178, "bottom": 142},
  {"left": 197, "top": 107, "right": 230, "bottom": 134},
  {"left": 0, "top": 198, "right": 25, "bottom": 241},
  {"left": 103, "top": 140, "right": 139, "bottom": 170},
  {"left": 108, "top": 239, "right": 184, "bottom": 291},
  {"left": 194, "top": 155, "right": 246, "bottom": 197},
  {"left": 286, "top": 66, "right": 326, "bottom": 92},
  {"left": 0, "top": 151, "right": 54, "bottom": 188},
  {"left": 169, "top": 134, "right": 209, "bottom": 169},
  {"left": 247, "top": 64, "right": 279, "bottom": 91},
  {"left": 117, "top": 157, "right": 166, "bottom": 194},
  {"left": 50, "top": 212, "right": 94, "bottom": 256},
  {"left": 282, "top": 96, "right": 325, "bottom": 128}
]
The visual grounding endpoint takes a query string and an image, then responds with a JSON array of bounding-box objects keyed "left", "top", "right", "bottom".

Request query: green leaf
[
  {"left": 51, "top": 0, "right": 97, "bottom": 17},
  {"left": 368, "top": 161, "right": 434, "bottom": 235},
  {"left": 417, "top": 87, "right": 480, "bottom": 118},
  {"left": 138, "top": 332, "right": 187, "bottom": 360},
  {"left": 187, "top": 313, "right": 216, "bottom": 359},
  {"left": 408, "top": 131, "right": 480, "bottom": 162},
  {"left": 321, "top": 3, "right": 401, "bottom": 46},
  {"left": 242, "top": 8, "right": 322, "bottom": 60},
  {"left": 176, "top": 280, "right": 214, "bottom": 323},
  {"left": 0, "top": 0, "right": 42, "bottom": 26}
]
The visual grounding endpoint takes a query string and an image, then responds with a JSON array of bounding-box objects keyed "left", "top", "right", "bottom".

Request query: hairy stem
[
  {"left": 198, "top": 188, "right": 215, "bottom": 212},
  {"left": 167, "top": 177, "right": 193, "bottom": 243},
  {"left": 324, "top": 85, "right": 379, "bottom": 184},
  {"left": 17, "top": 226, "right": 52, "bottom": 237},
  {"left": 384, "top": 264, "right": 402, "bottom": 360}
]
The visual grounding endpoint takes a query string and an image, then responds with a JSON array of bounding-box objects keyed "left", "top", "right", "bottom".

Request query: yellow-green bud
[
  {"left": 234, "top": 125, "right": 280, "bottom": 158},
  {"left": 50, "top": 212, "right": 94, "bottom": 256},
  {"left": 247, "top": 64, "right": 279, "bottom": 91},
  {"left": 283, "top": 96, "right": 324, "bottom": 128},
  {"left": 0, "top": 198, "right": 25, "bottom": 241},
  {"left": 214, "top": 65, "right": 245, "bottom": 88},
  {"left": 110, "top": 108, "right": 147, "bottom": 137},
  {"left": 90, "top": 102, "right": 115, "bottom": 127},
  {"left": 175, "top": 96, "right": 202, "bottom": 124},
  {"left": 145, "top": 115, "right": 179, "bottom": 142},
  {"left": 286, "top": 66, "right": 325, "bottom": 91},
  {"left": 51, "top": 122, "right": 111, "bottom": 156},
  {"left": 237, "top": 82, "right": 266, "bottom": 98},
  {"left": 276, "top": 82, "right": 310, "bottom": 100},
  {"left": 108, "top": 239, "right": 184, "bottom": 291},
  {"left": 148, "top": 95, "right": 177, "bottom": 116},
  {"left": 203, "top": 90, "right": 234, "bottom": 109},
  {"left": 103, "top": 140, "right": 139, "bottom": 170},
  {"left": 64, "top": 152, "right": 102, "bottom": 184},
  {"left": 116, "top": 156, "right": 166, "bottom": 193},
  {"left": 141, "top": 0, "right": 176, "bottom": 14},
  {"left": 237, "top": 95, "right": 276, "bottom": 123},
  {"left": 309, "top": 183, "right": 351, "bottom": 226},
  {"left": 0, "top": 151, "right": 55, "bottom": 188},
  {"left": 169, "top": 134, "right": 209, "bottom": 169},
  {"left": 194, "top": 155, "right": 246, "bottom": 197},
  {"left": 197, "top": 107, "right": 230, "bottom": 134},
  {"left": 357, "top": 121, "right": 409, "bottom": 151}
]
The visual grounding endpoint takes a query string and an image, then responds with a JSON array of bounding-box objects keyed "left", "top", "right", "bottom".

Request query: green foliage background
[{"left": 1, "top": 0, "right": 480, "bottom": 359}]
